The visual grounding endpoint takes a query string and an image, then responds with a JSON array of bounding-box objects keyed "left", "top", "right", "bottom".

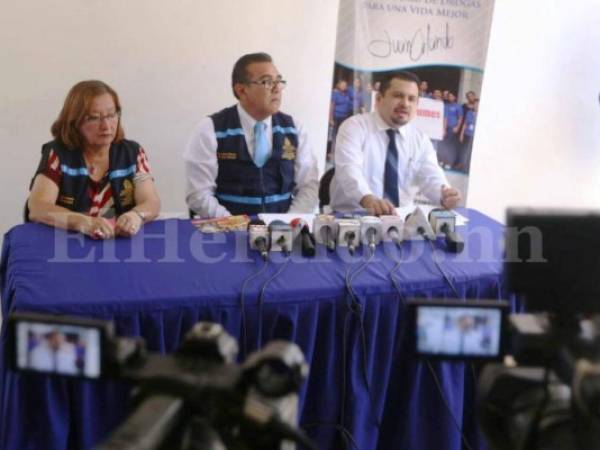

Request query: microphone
[
  {"left": 290, "top": 218, "right": 316, "bottom": 257},
  {"left": 380, "top": 215, "right": 404, "bottom": 246},
  {"left": 428, "top": 209, "right": 464, "bottom": 253},
  {"left": 404, "top": 207, "right": 436, "bottom": 241},
  {"left": 335, "top": 218, "right": 361, "bottom": 255},
  {"left": 268, "top": 220, "right": 293, "bottom": 255},
  {"left": 313, "top": 215, "right": 338, "bottom": 252},
  {"left": 360, "top": 216, "right": 382, "bottom": 252},
  {"left": 290, "top": 218, "right": 303, "bottom": 240},
  {"left": 248, "top": 219, "right": 270, "bottom": 261}
]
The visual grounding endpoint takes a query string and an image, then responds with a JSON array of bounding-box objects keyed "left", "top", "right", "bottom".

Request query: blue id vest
[
  {"left": 444, "top": 102, "right": 462, "bottom": 130},
  {"left": 33, "top": 139, "right": 141, "bottom": 216},
  {"left": 464, "top": 110, "right": 477, "bottom": 137},
  {"left": 211, "top": 106, "right": 297, "bottom": 215}
]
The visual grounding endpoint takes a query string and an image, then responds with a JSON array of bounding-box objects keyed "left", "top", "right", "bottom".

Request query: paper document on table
[
  {"left": 396, "top": 205, "right": 469, "bottom": 226},
  {"left": 158, "top": 212, "right": 191, "bottom": 220},
  {"left": 192, "top": 215, "right": 250, "bottom": 233},
  {"left": 258, "top": 213, "right": 316, "bottom": 232}
]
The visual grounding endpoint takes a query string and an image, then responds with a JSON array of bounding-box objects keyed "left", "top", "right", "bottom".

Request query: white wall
[
  {"left": 0, "top": 0, "right": 339, "bottom": 238},
  {"left": 468, "top": 1, "right": 600, "bottom": 222},
  {"left": 2, "top": 0, "right": 600, "bottom": 238}
]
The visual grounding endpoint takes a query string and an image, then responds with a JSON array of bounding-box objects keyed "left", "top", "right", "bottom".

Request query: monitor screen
[
  {"left": 15, "top": 321, "right": 102, "bottom": 378},
  {"left": 416, "top": 305, "right": 503, "bottom": 358}
]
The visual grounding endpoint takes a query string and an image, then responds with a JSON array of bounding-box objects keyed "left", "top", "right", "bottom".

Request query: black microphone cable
[
  {"left": 341, "top": 248, "right": 382, "bottom": 431},
  {"left": 382, "top": 242, "right": 473, "bottom": 450},
  {"left": 422, "top": 235, "right": 474, "bottom": 450},
  {"left": 239, "top": 258, "right": 270, "bottom": 358},
  {"left": 382, "top": 244, "right": 410, "bottom": 344},
  {"left": 308, "top": 246, "right": 378, "bottom": 450},
  {"left": 301, "top": 421, "right": 362, "bottom": 450},
  {"left": 330, "top": 288, "right": 368, "bottom": 450},
  {"left": 256, "top": 255, "right": 292, "bottom": 350},
  {"left": 301, "top": 247, "right": 366, "bottom": 450},
  {"left": 408, "top": 219, "right": 456, "bottom": 297},
  {"left": 385, "top": 246, "right": 412, "bottom": 362},
  {"left": 426, "top": 239, "right": 461, "bottom": 298},
  {"left": 387, "top": 234, "right": 472, "bottom": 449},
  {"left": 384, "top": 241, "right": 408, "bottom": 305},
  {"left": 425, "top": 361, "right": 474, "bottom": 450},
  {"left": 248, "top": 243, "right": 359, "bottom": 449}
]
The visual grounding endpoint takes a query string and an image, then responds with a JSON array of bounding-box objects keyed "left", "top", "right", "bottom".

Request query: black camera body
[
  {"left": 7, "top": 313, "right": 314, "bottom": 450},
  {"left": 405, "top": 208, "right": 600, "bottom": 450}
]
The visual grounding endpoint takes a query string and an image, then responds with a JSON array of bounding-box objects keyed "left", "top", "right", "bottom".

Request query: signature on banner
[{"left": 368, "top": 23, "right": 454, "bottom": 61}]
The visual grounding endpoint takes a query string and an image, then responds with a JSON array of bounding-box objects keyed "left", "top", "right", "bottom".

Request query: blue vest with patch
[
  {"left": 34, "top": 139, "right": 141, "bottom": 216},
  {"left": 211, "top": 105, "right": 297, "bottom": 215}
]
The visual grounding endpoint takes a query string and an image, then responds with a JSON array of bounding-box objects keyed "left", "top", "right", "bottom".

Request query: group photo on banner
[{"left": 326, "top": 0, "right": 495, "bottom": 205}]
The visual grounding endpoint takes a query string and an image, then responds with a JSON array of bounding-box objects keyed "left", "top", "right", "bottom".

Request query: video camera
[
  {"left": 6, "top": 313, "right": 316, "bottom": 450},
  {"left": 405, "top": 207, "right": 600, "bottom": 450}
]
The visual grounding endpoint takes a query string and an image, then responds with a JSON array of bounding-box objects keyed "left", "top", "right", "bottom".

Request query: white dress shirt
[
  {"left": 183, "top": 104, "right": 319, "bottom": 218},
  {"left": 29, "top": 341, "right": 78, "bottom": 375},
  {"left": 330, "top": 111, "right": 449, "bottom": 211}
]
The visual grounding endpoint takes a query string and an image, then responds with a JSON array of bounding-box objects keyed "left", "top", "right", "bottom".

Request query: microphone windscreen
[
  {"left": 428, "top": 208, "right": 445, "bottom": 222},
  {"left": 291, "top": 218, "right": 310, "bottom": 240},
  {"left": 292, "top": 218, "right": 308, "bottom": 229},
  {"left": 300, "top": 228, "right": 316, "bottom": 257},
  {"left": 290, "top": 218, "right": 302, "bottom": 239},
  {"left": 366, "top": 227, "right": 376, "bottom": 240},
  {"left": 268, "top": 220, "right": 287, "bottom": 231}
]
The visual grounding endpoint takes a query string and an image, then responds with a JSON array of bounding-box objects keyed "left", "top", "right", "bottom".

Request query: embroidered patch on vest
[
  {"left": 120, "top": 179, "right": 134, "bottom": 207},
  {"left": 281, "top": 138, "right": 296, "bottom": 160},
  {"left": 217, "top": 152, "right": 238, "bottom": 160},
  {"left": 58, "top": 195, "right": 75, "bottom": 206}
]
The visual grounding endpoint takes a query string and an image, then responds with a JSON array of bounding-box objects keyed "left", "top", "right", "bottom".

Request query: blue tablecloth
[{"left": 0, "top": 209, "right": 505, "bottom": 450}]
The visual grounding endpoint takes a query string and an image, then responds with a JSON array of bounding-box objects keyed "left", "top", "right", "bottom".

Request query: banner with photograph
[{"left": 327, "top": 0, "right": 495, "bottom": 202}]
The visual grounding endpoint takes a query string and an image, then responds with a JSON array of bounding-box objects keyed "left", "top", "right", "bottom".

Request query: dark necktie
[{"left": 384, "top": 129, "right": 399, "bottom": 206}]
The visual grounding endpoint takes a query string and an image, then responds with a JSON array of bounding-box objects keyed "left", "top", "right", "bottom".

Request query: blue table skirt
[{"left": 0, "top": 209, "right": 504, "bottom": 450}]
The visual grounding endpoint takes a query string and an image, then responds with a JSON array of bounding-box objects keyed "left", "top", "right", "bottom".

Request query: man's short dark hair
[
  {"left": 231, "top": 52, "right": 273, "bottom": 99},
  {"left": 378, "top": 71, "right": 421, "bottom": 95}
]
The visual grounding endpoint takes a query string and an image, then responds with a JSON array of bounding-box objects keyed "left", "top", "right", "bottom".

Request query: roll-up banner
[{"left": 328, "top": 0, "right": 495, "bottom": 202}]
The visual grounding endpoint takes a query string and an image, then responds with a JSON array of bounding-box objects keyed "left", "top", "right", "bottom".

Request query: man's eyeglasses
[
  {"left": 83, "top": 111, "right": 121, "bottom": 125},
  {"left": 246, "top": 79, "right": 287, "bottom": 90}
]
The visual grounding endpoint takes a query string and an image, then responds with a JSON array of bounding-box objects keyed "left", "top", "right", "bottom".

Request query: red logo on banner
[{"left": 417, "top": 109, "right": 441, "bottom": 119}]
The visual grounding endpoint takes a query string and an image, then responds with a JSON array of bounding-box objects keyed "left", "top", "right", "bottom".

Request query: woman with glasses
[{"left": 27, "top": 80, "right": 160, "bottom": 238}]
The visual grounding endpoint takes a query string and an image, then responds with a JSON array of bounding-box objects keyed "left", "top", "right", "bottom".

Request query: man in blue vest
[{"left": 184, "top": 52, "right": 319, "bottom": 218}]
